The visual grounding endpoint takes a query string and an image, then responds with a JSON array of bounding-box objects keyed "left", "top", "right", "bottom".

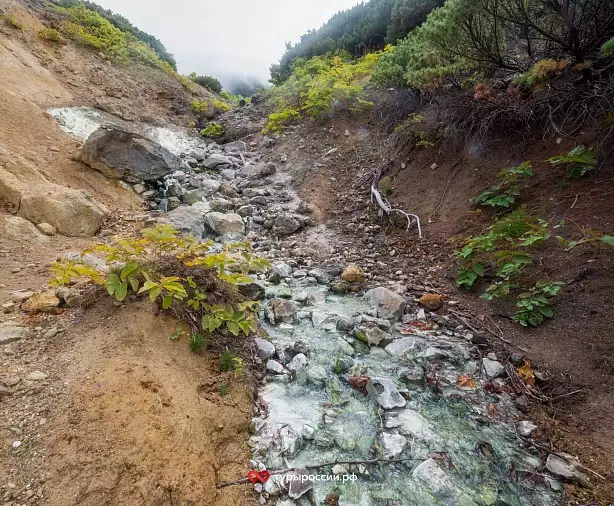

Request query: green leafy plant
[
  {"left": 38, "top": 27, "right": 63, "bottom": 42},
  {"left": 455, "top": 212, "right": 553, "bottom": 322},
  {"left": 50, "top": 224, "right": 270, "bottom": 347},
  {"left": 455, "top": 263, "right": 484, "bottom": 289},
  {"left": 218, "top": 381, "right": 230, "bottom": 396},
  {"left": 556, "top": 230, "right": 614, "bottom": 250},
  {"left": 200, "top": 122, "right": 224, "bottom": 138},
  {"left": 472, "top": 162, "right": 533, "bottom": 208},
  {"left": 212, "top": 99, "right": 230, "bottom": 113},
  {"left": 514, "top": 281, "right": 564, "bottom": 326},
  {"left": 549, "top": 146, "right": 597, "bottom": 179},
  {"left": 219, "top": 349, "right": 245, "bottom": 374}
]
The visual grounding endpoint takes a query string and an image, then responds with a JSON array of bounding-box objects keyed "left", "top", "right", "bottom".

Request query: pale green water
[{"left": 254, "top": 278, "right": 562, "bottom": 506}]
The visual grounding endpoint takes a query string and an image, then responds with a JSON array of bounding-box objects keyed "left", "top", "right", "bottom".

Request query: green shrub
[
  {"left": 200, "top": 122, "right": 224, "bottom": 138},
  {"left": 265, "top": 50, "right": 387, "bottom": 132},
  {"left": 38, "top": 27, "right": 63, "bottom": 43},
  {"left": 56, "top": 4, "right": 187, "bottom": 88},
  {"left": 55, "top": 0, "right": 177, "bottom": 69},
  {"left": 263, "top": 108, "right": 301, "bottom": 134},
  {"left": 219, "top": 350, "right": 244, "bottom": 376},
  {"left": 515, "top": 59, "right": 570, "bottom": 90},
  {"left": 191, "top": 100, "right": 210, "bottom": 115},
  {"left": 212, "top": 99, "right": 230, "bottom": 113},
  {"left": 189, "top": 73, "right": 223, "bottom": 93},
  {"left": 549, "top": 146, "right": 597, "bottom": 179}
]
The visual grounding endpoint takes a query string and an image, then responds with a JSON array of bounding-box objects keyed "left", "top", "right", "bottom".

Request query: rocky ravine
[{"left": 1, "top": 106, "right": 586, "bottom": 506}]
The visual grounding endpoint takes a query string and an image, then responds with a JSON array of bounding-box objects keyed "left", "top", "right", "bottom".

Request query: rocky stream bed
[{"left": 36, "top": 107, "right": 579, "bottom": 505}]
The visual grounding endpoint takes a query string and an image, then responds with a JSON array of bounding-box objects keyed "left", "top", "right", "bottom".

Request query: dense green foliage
[
  {"left": 53, "top": 0, "right": 177, "bottom": 69},
  {"left": 270, "top": 0, "right": 443, "bottom": 84},
  {"left": 266, "top": 50, "right": 387, "bottom": 132},
  {"left": 189, "top": 73, "right": 223, "bottom": 93},
  {"left": 374, "top": 0, "right": 614, "bottom": 89}
]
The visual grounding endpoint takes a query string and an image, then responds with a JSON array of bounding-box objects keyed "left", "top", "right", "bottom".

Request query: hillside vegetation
[
  {"left": 270, "top": 0, "right": 444, "bottom": 84},
  {"left": 265, "top": 0, "right": 614, "bottom": 329}
]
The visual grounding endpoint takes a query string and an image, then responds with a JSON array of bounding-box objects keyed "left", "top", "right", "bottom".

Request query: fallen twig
[{"left": 448, "top": 309, "right": 527, "bottom": 352}]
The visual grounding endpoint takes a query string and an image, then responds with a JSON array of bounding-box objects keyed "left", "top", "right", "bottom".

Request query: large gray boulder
[
  {"left": 202, "top": 154, "right": 232, "bottom": 170},
  {"left": 205, "top": 212, "right": 245, "bottom": 236},
  {"left": 159, "top": 206, "right": 206, "bottom": 238},
  {"left": 81, "top": 127, "right": 179, "bottom": 182},
  {"left": 364, "top": 287, "right": 407, "bottom": 320},
  {"left": 273, "top": 214, "right": 302, "bottom": 236}
]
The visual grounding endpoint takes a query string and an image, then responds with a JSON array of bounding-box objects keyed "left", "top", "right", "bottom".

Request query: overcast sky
[{"left": 93, "top": 0, "right": 361, "bottom": 88}]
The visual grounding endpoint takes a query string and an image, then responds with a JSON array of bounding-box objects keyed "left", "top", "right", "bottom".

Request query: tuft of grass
[
  {"left": 190, "top": 332, "right": 205, "bottom": 352},
  {"left": 218, "top": 381, "right": 230, "bottom": 396},
  {"left": 219, "top": 349, "right": 237, "bottom": 372},
  {"left": 1, "top": 14, "right": 24, "bottom": 30}
]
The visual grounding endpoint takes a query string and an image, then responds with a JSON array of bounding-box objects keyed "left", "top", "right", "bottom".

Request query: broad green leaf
[
  {"left": 162, "top": 296, "right": 173, "bottom": 310},
  {"left": 601, "top": 235, "right": 614, "bottom": 246},
  {"left": 538, "top": 306, "right": 553, "bottom": 318},
  {"left": 106, "top": 273, "right": 121, "bottom": 296},
  {"left": 138, "top": 280, "right": 159, "bottom": 294},
  {"left": 115, "top": 281, "right": 128, "bottom": 301},
  {"left": 149, "top": 286, "right": 162, "bottom": 302},
  {"left": 128, "top": 277, "right": 139, "bottom": 293},
  {"left": 120, "top": 261, "right": 139, "bottom": 281},
  {"left": 226, "top": 321, "right": 241, "bottom": 336}
]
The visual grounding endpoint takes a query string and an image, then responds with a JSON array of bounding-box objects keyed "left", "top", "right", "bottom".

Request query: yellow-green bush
[
  {"left": 265, "top": 49, "right": 388, "bottom": 133},
  {"left": 200, "top": 122, "right": 224, "bottom": 138},
  {"left": 263, "top": 108, "right": 301, "bottom": 134},
  {"left": 191, "top": 100, "right": 210, "bottom": 115},
  {"left": 38, "top": 27, "right": 63, "bottom": 43},
  {"left": 212, "top": 99, "right": 231, "bottom": 113}
]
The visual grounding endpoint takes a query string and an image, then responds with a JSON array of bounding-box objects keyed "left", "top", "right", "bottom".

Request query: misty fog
[{"left": 92, "top": 0, "right": 362, "bottom": 91}]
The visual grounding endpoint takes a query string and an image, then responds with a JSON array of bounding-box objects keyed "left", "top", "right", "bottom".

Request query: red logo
[{"left": 247, "top": 470, "right": 271, "bottom": 484}]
